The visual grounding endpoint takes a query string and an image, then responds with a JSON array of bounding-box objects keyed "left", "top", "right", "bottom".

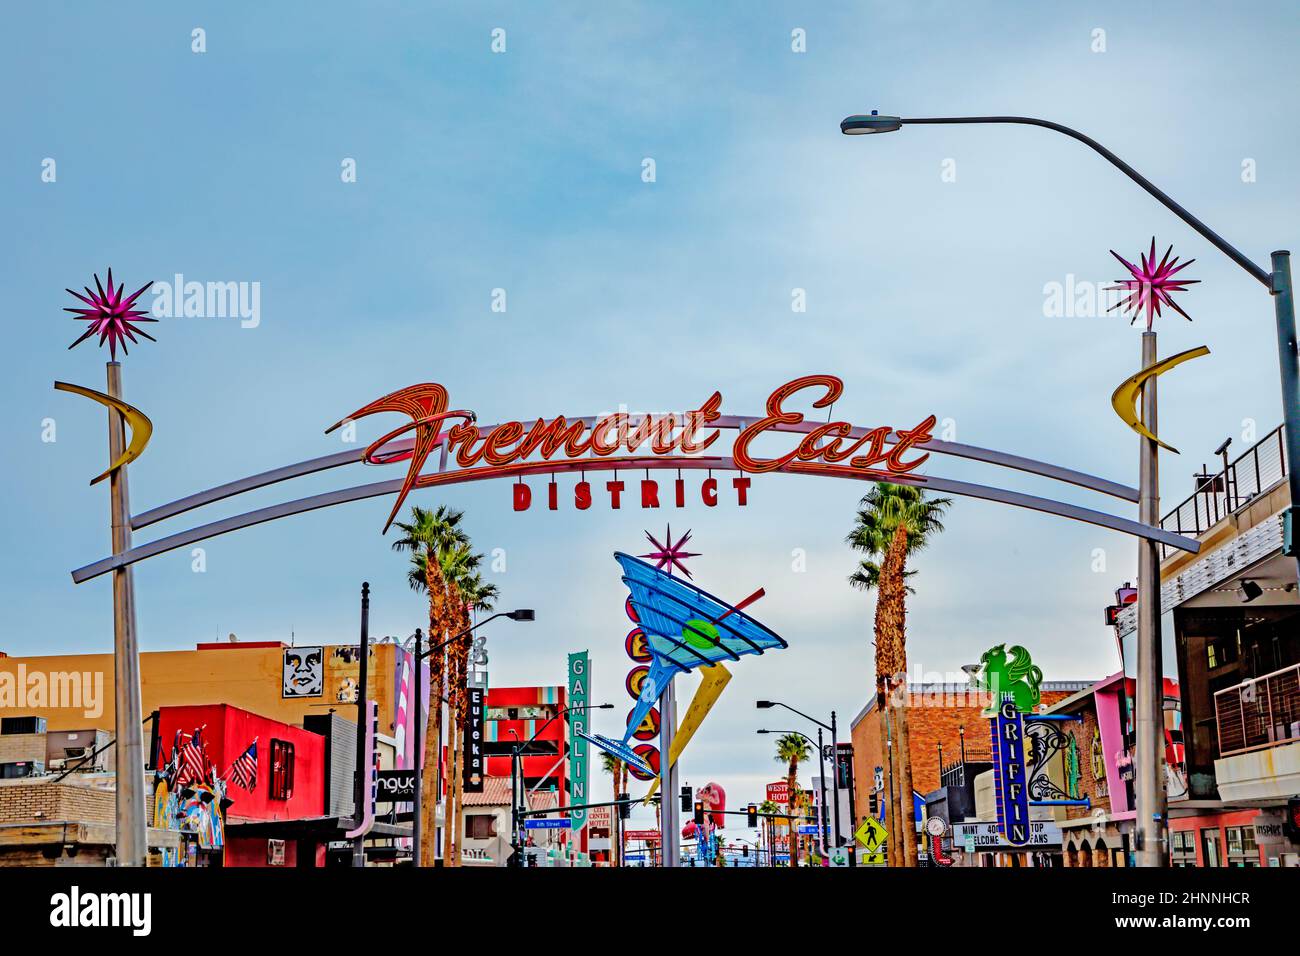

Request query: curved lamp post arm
[{"left": 886, "top": 116, "right": 1272, "bottom": 288}]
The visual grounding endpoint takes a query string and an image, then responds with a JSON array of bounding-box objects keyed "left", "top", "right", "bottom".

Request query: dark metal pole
[
  {"left": 352, "top": 582, "right": 370, "bottom": 867},
  {"left": 1271, "top": 251, "right": 1300, "bottom": 584},
  {"left": 510, "top": 743, "right": 521, "bottom": 867},
  {"left": 830, "top": 711, "right": 843, "bottom": 852},
  {"left": 817, "top": 727, "right": 829, "bottom": 855},
  {"left": 412, "top": 627, "right": 423, "bottom": 867}
]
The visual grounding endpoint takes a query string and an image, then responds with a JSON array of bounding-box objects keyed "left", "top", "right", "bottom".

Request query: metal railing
[
  {"left": 939, "top": 754, "right": 991, "bottom": 789},
  {"left": 1159, "top": 424, "right": 1287, "bottom": 558},
  {"left": 1214, "top": 663, "right": 1300, "bottom": 757}
]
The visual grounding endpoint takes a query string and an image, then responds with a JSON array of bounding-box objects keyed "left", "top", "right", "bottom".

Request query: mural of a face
[{"left": 283, "top": 647, "right": 323, "bottom": 698}]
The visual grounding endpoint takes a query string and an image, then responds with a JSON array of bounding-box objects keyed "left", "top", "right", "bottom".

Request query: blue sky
[{"left": 4, "top": 2, "right": 1298, "bottom": 818}]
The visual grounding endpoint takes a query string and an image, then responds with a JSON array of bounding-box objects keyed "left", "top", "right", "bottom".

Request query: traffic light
[
  {"left": 869, "top": 791, "right": 879, "bottom": 815},
  {"left": 680, "top": 785, "right": 692, "bottom": 812},
  {"left": 694, "top": 800, "right": 705, "bottom": 825},
  {"left": 746, "top": 803, "right": 758, "bottom": 827},
  {"left": 617, "top": 792, "right": 631, "bottom": 819},
  {"left": 741, "top": 844, "right": 749, "bottom": 857}
]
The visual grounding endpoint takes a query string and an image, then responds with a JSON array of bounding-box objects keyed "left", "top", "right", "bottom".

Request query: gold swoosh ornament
[
  {"left": 53, "top": 381, "right": 154, "bottom": 484},
  {"left": 1110, "top": 345, "right": 1210, "bottom": 454},
  {"left": 640, "top": 663, "right": 732, "bottom": 805}
]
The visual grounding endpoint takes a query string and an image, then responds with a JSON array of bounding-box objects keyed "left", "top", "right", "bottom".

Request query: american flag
[
  {"left": 176, "top": 727, "right": 207, "bottom": 786},
  {"left": 228, "top": 739, "right": 258, "bottom": 791}
]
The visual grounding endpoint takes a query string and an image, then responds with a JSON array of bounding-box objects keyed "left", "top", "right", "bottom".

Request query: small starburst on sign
[
  {"left": 1106, "top": 238, "right": 1199, "bottom": 331},
  {"left": 639, "top": 525, "right": 701, "bottom": 578},
  {"left": 64, "top": 269, "right": 157, "bottom": 360}
]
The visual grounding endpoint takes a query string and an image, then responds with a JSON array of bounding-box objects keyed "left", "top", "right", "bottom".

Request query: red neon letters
[{"left": 332, "top": 375, "right": 933, "bottom": 529}]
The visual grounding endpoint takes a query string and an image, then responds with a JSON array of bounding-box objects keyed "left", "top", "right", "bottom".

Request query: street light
[
  {"left": 841, "top": 110, "right": 1300, "bottom": 867},
  {"left": 509, "top": 702, "right": 613, "bottom": 868},
  {"left": 756, "top": 699, "right": 846, "bottom": 859},
  {"left": 411, "top": 609, "right": 535, "bottom": 867}
]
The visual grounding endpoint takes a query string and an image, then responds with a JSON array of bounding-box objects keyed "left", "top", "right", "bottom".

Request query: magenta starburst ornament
[
  {"left": 1106, "top": 238, "right": 1199, "bottom": 330},
  {"left": 639, "top": 525, "right": 701, "bottom": 578},
  {"left": 64, "top": 269, "right": 157, "bottom": 360}
]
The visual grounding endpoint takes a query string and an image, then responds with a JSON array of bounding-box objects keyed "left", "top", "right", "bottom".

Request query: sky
[{"left": 4, "top": 2, "right": 1299, "bottom": 835}]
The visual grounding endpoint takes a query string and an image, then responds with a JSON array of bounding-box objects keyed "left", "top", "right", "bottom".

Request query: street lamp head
[
  {"left": 508, "top": 609, "right": 536, "bottom": 622},
  {"left": 756, "top": 729, "right": 771, "bottom": 734},
  {"left": 756, "top": 700, "right": 774, "bottom": 709},
  {"left": 840, "top": 111, "right": 902, "bottom": 135},
  {"left": 596, "top": 703, "right": 614, "bottom": 709}
]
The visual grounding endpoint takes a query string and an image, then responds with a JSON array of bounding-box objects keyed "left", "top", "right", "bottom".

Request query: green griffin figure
[{"left": 975, "top": 643, "right": 1043, "bottom": 714}]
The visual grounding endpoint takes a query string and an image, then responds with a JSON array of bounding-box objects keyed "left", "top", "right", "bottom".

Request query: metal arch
[
  {"left": 73, "top": 454, "right": 1198, "bottom": 584},
  {"left": 129, "top": 415, "right": 1137, "bottom": 530}
]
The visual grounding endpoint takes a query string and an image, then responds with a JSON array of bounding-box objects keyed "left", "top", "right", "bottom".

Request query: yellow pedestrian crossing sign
[{"left": 855, "top": 817, "right": 887, "bottom": 865}]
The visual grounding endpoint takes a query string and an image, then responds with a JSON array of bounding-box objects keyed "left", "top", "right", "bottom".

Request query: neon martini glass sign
[
  {"left": 328, "top": 374, "right": 937, "bottom": 532},
  {"left": 579, "top": 553, "right": 788, "bottom": 775}
]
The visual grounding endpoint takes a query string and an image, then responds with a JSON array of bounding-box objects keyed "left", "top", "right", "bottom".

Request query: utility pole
[{"left": 352, "top": 582, "right": 370, "bottom": 867}]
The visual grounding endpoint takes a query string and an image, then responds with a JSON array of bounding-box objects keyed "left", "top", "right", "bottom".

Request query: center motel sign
[{"left": 330, "top": 374, "right": 937, "bottom": 530}]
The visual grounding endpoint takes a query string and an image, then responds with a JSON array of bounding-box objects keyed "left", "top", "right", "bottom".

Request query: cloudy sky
[{"left": 5, "top": 2, "right": 1298, "bottom": 830}]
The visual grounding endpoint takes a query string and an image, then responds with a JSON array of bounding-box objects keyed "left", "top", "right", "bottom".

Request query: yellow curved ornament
[
  {"left": 1110, "top": 345, "right": 1209, "bottom": 454},
  {"left": 641, "top": 663, "right": 732, "bottom": 805},
  {"left": 54, "top": 381, "right": 154, "bottom": 484}
]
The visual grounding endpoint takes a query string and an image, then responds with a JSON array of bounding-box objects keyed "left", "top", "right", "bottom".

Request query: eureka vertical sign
[{"left": 568, "top": 651, "right": 590, "bottom": 831}]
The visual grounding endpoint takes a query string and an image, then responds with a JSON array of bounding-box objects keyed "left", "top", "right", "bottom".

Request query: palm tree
[
  {"left": 392, "top": 505, "right": 468, "bottom": 866},
  {"left": 774, "top": 732, "right": 810, "bottom": 867},
  {"left": 758, "top": 799, "right": 780, "bottom": 866},
  {"left": 600, "top": 752, "right": 625, "bottom": 866},
  {"left": 847, "top": 482, "right": 951, "bottom": 868}
]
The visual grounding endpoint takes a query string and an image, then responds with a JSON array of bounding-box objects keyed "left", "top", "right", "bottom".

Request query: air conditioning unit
[
  {"left": 0, "top": 760, "right": 45, "bottom": 778},
  {"left": 1, "top": 716, "right": 46, "bottom": 736}
]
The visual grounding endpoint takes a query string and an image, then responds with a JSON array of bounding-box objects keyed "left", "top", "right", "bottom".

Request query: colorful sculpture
[
  {"left": 973, "top": 643, "right": 1043, "bottom": 714},
  {"left": 681, "top": 782, "right": 726, "bottom": 865}
]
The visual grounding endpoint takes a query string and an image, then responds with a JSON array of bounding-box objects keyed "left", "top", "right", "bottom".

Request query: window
[
  {"left": 1200, "top": 828, "right": 1221, "bottom": 867},
  {"left": 466, "top": 814, "right": 496, "bottom": 840},
  {"left": 1225, "top": 826, "right": 1258, "bottom": 867},
  {"left": 1171, "top": 830, "right": 1197, "bottom": 867},
  {"left": 270, "top": 739, "right": 295, "bottom": 800}
]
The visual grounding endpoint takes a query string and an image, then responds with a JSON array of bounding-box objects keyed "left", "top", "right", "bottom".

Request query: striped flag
[
  {"left": 228, "top": 739, "right": 258, "bottom": 791},
  {"left": 177, "top": 728, "right": 207, "bottom": 786}
]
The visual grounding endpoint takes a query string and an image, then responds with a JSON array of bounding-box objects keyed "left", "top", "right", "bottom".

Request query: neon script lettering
[{"left": 328, "top": 375, "right": 934, "bottom": 531}]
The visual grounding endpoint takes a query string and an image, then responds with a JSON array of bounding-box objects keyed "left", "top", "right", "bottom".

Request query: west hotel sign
[{"left": 329, "top": 375, "right": 937, "bottom": 531}]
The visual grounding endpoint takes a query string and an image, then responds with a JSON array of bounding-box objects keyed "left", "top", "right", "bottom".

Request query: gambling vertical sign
[{"left": 568, "top": 651, "right": 590, "bottom": 831}]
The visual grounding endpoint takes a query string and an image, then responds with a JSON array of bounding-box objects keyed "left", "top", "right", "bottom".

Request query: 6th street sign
[{"left": 524, "top": 819, "right": 573, "bottom": 830}]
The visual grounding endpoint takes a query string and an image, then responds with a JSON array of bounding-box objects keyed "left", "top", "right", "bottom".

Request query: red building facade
[{"left": 156, "top": 704, "right": 327, "bottom": 867}]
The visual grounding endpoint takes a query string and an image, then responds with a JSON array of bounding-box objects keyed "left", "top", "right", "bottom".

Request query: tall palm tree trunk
[
  {"left": 419, "top": 568, "right": 446, "bottom": 866},
  {"left": 878, "top": 524, "right": 918, "bottom": 867},
  {"left": 786, "top": 760, "right": 799, "bottom": 867},
  {"left": 419, "top": 655, "right": 442, "bottom": 865},
  {"left": 877, "top": 683, "right": 899, "bottom": 868},
  {"left": 893, "top": 690, "right": 919, "bottom": 867}
]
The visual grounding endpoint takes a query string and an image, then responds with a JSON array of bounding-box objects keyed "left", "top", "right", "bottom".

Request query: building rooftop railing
[
  {"left": 1159, "top": 424, "right": 1287, "bottom": 559},
  {"left": 1214, "top": 662, "right": 1300, "bottom": 758}
]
